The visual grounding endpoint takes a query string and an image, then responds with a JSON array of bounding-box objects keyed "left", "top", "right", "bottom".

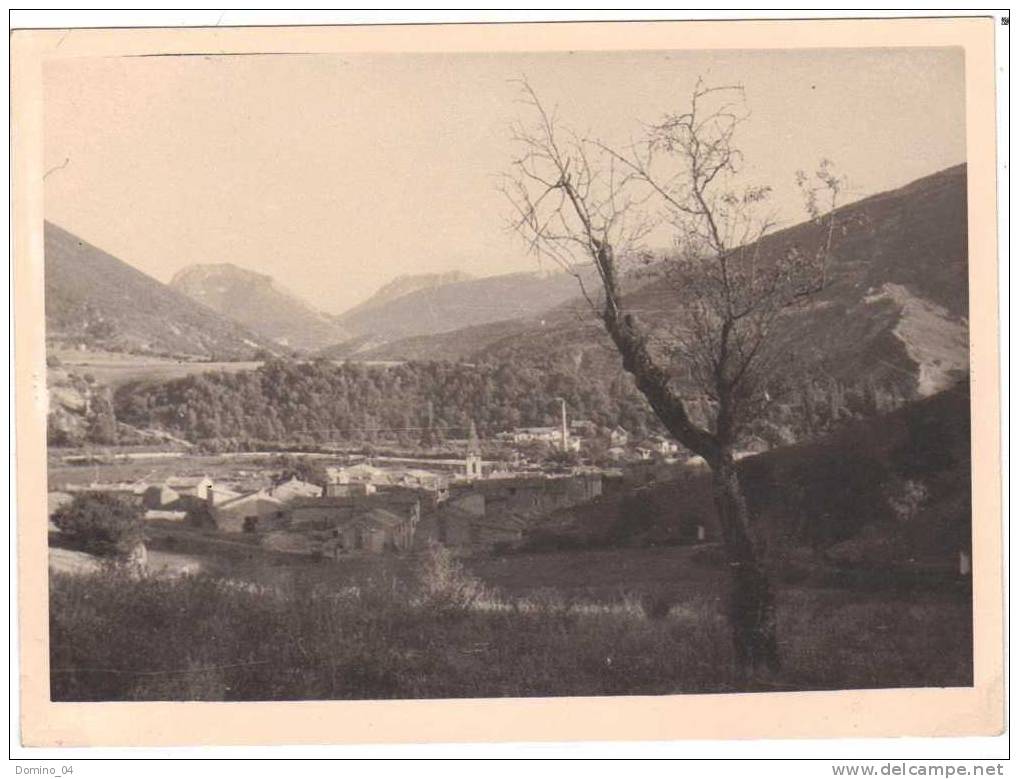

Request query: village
[{"left": 47, "top": 406, "right": 710, "bottom": 568}]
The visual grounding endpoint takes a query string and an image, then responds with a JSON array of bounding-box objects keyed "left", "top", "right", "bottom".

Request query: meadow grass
[{"left": 49, "top": 546, "right": 972, "bottom": 701}]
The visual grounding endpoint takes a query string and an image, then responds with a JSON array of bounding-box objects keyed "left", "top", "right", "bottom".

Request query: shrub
[
  {"left": 52, "top": 492, "right": 143, "bottom": 558},
  {"left": 415, "top": 543, "right": 487, "bottom": 612}
]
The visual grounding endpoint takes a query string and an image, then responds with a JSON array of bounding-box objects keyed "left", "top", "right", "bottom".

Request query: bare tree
[{"left": 505, "top": 78, "right": 843, "bottom": 676}]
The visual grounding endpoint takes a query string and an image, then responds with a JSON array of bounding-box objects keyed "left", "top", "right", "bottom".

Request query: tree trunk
[
  {"left": 710, "top": 453, "right": 780, "bottom": 678},
  {"left": 594, "top": 266, "right": 780, "bottom": 680}
]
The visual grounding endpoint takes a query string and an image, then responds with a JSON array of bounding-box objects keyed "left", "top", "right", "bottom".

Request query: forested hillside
[
  {"left": 112, "top": 357, "right": 910, "bottom": 449},
  {"left": 114, "top": 358, "right": 658, "bottom": 445}
]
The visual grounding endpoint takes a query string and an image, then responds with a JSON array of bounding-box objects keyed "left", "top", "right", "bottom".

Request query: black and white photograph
[{"left": 11, "top": 12, "right": 1005, "bottom": 755}]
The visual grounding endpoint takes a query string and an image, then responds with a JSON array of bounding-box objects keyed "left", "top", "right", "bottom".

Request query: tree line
[{"left": 112, "top": 358, "right": 663, "bottom": 447}]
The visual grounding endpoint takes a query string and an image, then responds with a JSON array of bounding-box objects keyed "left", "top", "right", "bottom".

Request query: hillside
[
  {"left": 170, "top": 263, "right": 348, "bottom": 352},
  {"left": 323, "top": 268, "right": 597, "bottom": 357},
  {"left": 347, "top": 165, "right": 970, "bottom": 401},
  {"left": 44, "top": 222, "right": 277, "bottom": 360},
  {"left": 545, "top": 381, "right": 971, "bottom": 569},
  {"left": 113, "top": 358, "right": 661, "bottom": 445}
]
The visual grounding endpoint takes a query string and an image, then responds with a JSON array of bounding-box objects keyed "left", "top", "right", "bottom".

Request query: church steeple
[{"left": 465, "top": 419, "right": 482, "bottom": 480}]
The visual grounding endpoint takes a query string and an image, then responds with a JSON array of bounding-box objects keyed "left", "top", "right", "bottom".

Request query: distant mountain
[
  {"left": 44, "top": 222, "right": 277, "bottom": 360},
  {"left": 323, "top": 267, "right": 597, "bottom": 358},
  {"left": 170, "top": 263, "right": 348, "bottom": 352},
  {"left": 338, "top": 271, "right": 475, "bottom": 321},
  {"left": 344, "top": 164, "right": 970, "bottom": 402}
]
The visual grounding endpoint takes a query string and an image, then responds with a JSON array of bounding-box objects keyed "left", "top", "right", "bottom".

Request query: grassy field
[
  {"left": 49, "top": 538, "right": 972, "bottom": 701},
  {"left": 50, "top": 350, "right": 264, "bottom": 388}
]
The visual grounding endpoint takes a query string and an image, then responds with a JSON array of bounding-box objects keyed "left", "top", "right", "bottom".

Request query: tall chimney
[{"left": 560, "top": 398, "right": 568, "bottom": 452}]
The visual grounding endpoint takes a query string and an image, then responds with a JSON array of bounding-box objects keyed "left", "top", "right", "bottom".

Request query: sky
[{"left": 44, "top": 47, "right": 966, "bottom": 314}]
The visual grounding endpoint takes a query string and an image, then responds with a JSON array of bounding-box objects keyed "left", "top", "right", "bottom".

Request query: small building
[
  {"left": 325, "top": 463, "right": 393, "bottom": 487},
  {"left": 397, "top": 468, "right": 449, "bottom": 500},
  {"left": 419, "top": 472, "right": 603, "bottom": 548},
  {"left": 163, "top": 476, "right": 240, "bottom": 509},
  {"left": 266, "top": 497, "right": 418, "bottom": 557},
  {"left": 287, "top": 492, "right": 421, "bottom": 534},
  {"left": 143, "top": 509, "right": 188, "bottom": 522},
  {"left": 142, "top": 484, "right": 181, "bottom": 510},
  {"left": 609, "top": 426, "right": 630, "bottom": 447},
  {"left": 165, "top": 475, "right": 214, "bottom": 499},
  {"left": 510, "top": 426, "right": 562, "bottom": 444},
  {"left": 268, "top": 476, "right": 323, "bottom": 502},
  {"left": 325, "top": 481, "right": 377, "bottom": 498},
  {"left": 211, "top": 490, "right": 285, "bottom": 533},
  {"left": 321, "top": 507, "right": 414, "bottom": 555},
  {"left": 647, "top": 436, "right": 680, "bottom": 456}
]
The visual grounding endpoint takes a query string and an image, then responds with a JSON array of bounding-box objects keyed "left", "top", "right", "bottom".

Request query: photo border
[{"left": 11, "top": 16, "right": 1003, "bottom": 747}]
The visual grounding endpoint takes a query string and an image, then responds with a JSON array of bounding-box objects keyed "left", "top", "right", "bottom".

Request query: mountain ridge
[
  {"left": 44, "top": 222, "right": 278, "bottom": 360},
  {"left": 334, "top": 164, "right": 970, "bottom": 402},
  {"left": 169, "top": 262, "right": 348, "bottom": 351},
  {"left": 321, "top": 266, "right": 600, "bottom": 358}
]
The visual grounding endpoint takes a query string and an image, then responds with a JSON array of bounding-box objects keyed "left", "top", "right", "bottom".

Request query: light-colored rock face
[{"left": 866, "top": 283, "right": 969, "bottom": 396}]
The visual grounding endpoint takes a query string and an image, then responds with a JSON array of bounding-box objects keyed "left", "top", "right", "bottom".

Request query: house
[
  {"left": 397, "top": 468, "right": 450, "bottom": 499},
  {"left": 570, "top": 419, "right": 597, "bottom": 437},
  {"left": 320, "top": 508, "right": 414, "bottom": 555},
  {"left": 325, "top": 463, "right": 392, "bottom": 487},
  {"left": 164, "top": 476, "right": 240, "bottom": 509},
  {"left": 647, "top": 436, "right": 680, "bottom": 456},
  {"left": 418, "top": 473, "right": 603, "bottom": 548},
  {"left": 264, "top": 506, "right": 413, "bottom": 557},
  {"left": 165, "top": 475, "right": 214, "bottom": 499},
  {"left": 267, "top": 493, "right": 420, "bottom": 556},
  {"left": 143, "top": 509, "right": 188, "bottom": 522},
  {"left": 268, "top": 476, "right": 323, "bottom": 502},
  {"left": 466, "top": 474, "right": 603, "bottom": 521},
  {"left": 609, "top": 426, "right": 630, "bottom": 447},
  {"left": 212, "top": 490, "right": 285, "bottom": 533},
  {"left": 510, "top": 426, "right": 562, "bottom": 444},
  {"left": 325, "top": 481, "right": 376, "bottom": 497},
  {"left": 142, "top": 484, "right": 181, "bottom": 510},
  {"left": 287, "top": 492, "right": 421, "bottom": 535}
]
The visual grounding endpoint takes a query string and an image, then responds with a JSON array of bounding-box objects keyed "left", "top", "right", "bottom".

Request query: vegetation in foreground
[{"left": 50, "top": 546, "right": 972, "bottom": 702}]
